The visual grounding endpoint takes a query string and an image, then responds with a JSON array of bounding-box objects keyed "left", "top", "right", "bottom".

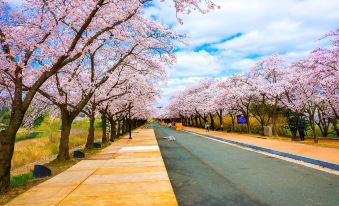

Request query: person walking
[
  {"left": 298, "top": 123, "right": 305, "bottom": 141},
  {"left": 205, "top": 122, "right": 210, "bottom": 132}
]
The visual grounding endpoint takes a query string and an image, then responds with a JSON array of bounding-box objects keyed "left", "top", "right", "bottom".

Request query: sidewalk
[
  {"left": 185, "top": 127, "right": 339, "bottom": 164},
  {"left": 7, "top": 129, "right": 178, "bottom": 206}
]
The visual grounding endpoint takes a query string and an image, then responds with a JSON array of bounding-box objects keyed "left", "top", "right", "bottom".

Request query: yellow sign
[{"left": 175, "top": 123, "right": 183, "bottom": 130}]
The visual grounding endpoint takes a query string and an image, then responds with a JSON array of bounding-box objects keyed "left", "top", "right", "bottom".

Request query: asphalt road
[{"left": 153, "top": 124, "right": 339, "bottom": 206}]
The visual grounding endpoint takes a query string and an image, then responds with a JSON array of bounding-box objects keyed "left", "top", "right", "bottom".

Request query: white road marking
[
  {"left": 163, "top": 136, "right": 177, "bottom": 141},
  {"left": 187, "top": 131, "right": 339, "bottom": 176}
]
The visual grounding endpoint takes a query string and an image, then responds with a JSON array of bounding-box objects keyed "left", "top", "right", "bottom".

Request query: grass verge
[{"left": 12, "top": 128, "right": 102, "bottom": 170}]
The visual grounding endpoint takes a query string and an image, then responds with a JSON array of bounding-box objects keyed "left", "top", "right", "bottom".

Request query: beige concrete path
[
  {"left": 7, "top": 129, "right": 178, "bottom": 206},
  {"left": 186, "top": 127, "right": 339, "bottom": 164}
]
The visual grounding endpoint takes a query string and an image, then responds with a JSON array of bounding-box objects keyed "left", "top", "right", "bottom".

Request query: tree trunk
[
  {"left": 271, "top": 100, "right": 278, "bottom": 136},
  {"left": 85, "top": 108, "right": 96, "bottom": 149},
  {"left": 125, "top": 117, "right": 128, "bottom": 134},
  {"left": 128, "top": 105, "right": 132, "bottom": 139},
  {"left": 218, "top": 110, "right": 223, "bottom": 131},
  {"left": 202, "top": 115, "right": 208, "bottom": 124},
  {"left": 311, "top": 124, "right": 318, "bottom": 143},
  {"left": 101, "top": 113, "right": 108, "bottom": 143},
  {"left": 121, "top": 119, "right": 125, "bottom": 134},
  {"left": 316, "top": 111, "right": 330, "bottom": 137},
  {"left": 230, "top": 114, "right": 235, "bottom": 132},
  {"left": 117, "top": 120, "right": 121, "bottom": 138},
  {"left": 0, "top": 126, "right": 18, "bottom": 193},
  {"left": 57, "top": 110, "right": 73, "bottom": 161},
  {"left": 308, "top": 112, "right": 318, "bottom": 143},
  {"left": 109, "top": 118, "right": 116, "bottom": 142},
  {"left": 124, "top": 117, "right": 128, "bottom": 134},
  {"left": 209, "top": 113, "right": 215, "bottom": 130},
  {"left": 331, "top": 118, "right": 339, "bottom": 137},
  {"left": 245, "top": 115, "right": 251, "bottom": 133},
  {"left": 0, "top": 105, "right": 26, "bottom": 192},
  {"left": 271, "top": 111, "right": 277, "bottom": 136},
  {"left": 122, "top": 118, "right": 126, "bottom": 134},
  {"left": 260, "top": 121, "right": 265, "bottom": 136}
]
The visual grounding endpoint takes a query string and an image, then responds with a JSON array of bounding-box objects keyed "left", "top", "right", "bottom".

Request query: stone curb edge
[{"left": 183, "top": 130, "right": 339, "bottom": 171}]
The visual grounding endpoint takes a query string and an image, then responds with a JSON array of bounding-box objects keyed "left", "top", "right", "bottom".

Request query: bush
[
  {"left": 10, "top": 174, "right": 34, "bottom": 186},
  {"left": 0, "top": 110, "right": 11, "bottom": 125},
  {"left": 33, "top": 113, "right": 47, "bottom": 128},
  {"left": 37, "top": 117, "right": 61, "bottom": 143},
  {"left": 94, "top": 117, "right": 102, "bottom": 129},
  {"left": 72, "top": 117, "right": 90, "bottom": 129}
]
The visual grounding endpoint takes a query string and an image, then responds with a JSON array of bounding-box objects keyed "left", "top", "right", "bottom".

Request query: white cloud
[
  {"left": 157, "top": 77, "right": 205, "bottom": 106},
  {"left": 169, "top": 51, "right": 223, "bottom": 77},
  {"left": 151, "top": 0, "right": 339, "bottom": 48},
  {"left": 8, "top": 0, "right": 22, "bottom": 6},
  {"left": 149, "top": 0, "right": 339, "bottom": 106},
  {"left": 227, "top": 58, "right": 257, "bottom": 71}
]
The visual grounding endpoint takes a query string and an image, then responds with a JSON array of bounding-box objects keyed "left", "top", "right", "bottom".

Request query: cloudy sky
[
  {"left": 9, "top": 0, "right": 339, "bottom": 106},
  {"left": 146, "top": 0, "right": 339, "bottom": 106}
]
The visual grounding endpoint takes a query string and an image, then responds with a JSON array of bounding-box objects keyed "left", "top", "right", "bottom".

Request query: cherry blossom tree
[
  {"left": 36, "top": 18, "right": 175, "bottom": 159},
  {"left": 279, "top": 30, "right": 339, "bottom": 141},
  {"left": 210, "top": 80, "right": 227, "bottom": 130},
  {"left": 0, "top": 0, "right": 216, "bottom": 192},
  {"left": 215, "top": 78, "right": 240, "bottom": 131},
  {"left": 162, "top": 31, "right": 337, "bottom": 140},
  {"left": 249, "top": 54, "right": 289, "bottom": 135},
  {"left": 97, "top": 72, "right": 160, "bottom": 141}
]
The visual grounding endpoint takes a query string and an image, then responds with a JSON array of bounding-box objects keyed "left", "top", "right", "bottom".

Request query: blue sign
[{"left": 237, "top": 115, "right": 247, "bottom": 124}]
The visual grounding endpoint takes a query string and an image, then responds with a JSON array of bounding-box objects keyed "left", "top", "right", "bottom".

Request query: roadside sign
[{"left": 237, "top": 115, "right": 247, "bottom": 124}]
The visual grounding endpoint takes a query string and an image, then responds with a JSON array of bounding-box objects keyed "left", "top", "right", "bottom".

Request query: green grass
[
  {"left": 12, "top": 127, "right": 102, "bottom": 170},
  {"left": 10, "top": 174, "right": 35, "bottom": 186},
  {"left": 283, "top": 125, "right": 338, "bottom": 138},
  {"left": 15, "top": 131, "right": 48, "bottom": 142}
]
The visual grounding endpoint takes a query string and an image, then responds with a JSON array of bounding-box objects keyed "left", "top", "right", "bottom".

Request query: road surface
[{"left": 153, "top": 124, "right": 339, "bottom": 206}]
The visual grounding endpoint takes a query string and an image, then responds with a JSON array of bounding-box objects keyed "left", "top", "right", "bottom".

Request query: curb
[{"left": 183, "top": 130, "right": 339, "bottom": 171}]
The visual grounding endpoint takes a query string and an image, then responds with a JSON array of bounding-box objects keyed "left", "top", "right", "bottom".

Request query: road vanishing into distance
[{"left": 151, "top": 124, "right": 339, "bottom": 206}]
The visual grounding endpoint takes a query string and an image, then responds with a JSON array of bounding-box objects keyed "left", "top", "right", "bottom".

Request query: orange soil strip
[{"left": 185, "top": 127, "right": 339, "bottom": 164}]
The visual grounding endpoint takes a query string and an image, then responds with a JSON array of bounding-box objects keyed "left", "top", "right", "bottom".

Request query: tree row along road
[{"left": 154, "top": 126, "right": 339, "bottom": 206}]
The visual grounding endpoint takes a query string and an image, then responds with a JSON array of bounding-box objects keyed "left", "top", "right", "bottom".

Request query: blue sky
[
  {"left": 9, "top": 0, "right": 339, "bottom": 106},
  {"left": 145, "top": 0, "right": 339, "bottom": 106}
]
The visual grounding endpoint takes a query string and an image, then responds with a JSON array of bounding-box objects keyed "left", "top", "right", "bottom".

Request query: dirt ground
[{"left": 185, "top": 127, "right": 339, "bottom": 164}]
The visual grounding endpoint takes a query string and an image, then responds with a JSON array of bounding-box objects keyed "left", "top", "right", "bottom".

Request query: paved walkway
[
  {"left": 185, "top": 127, "right": 339, "bottom": 164},
  {"left": 7, "top": 129, "right": 178, "bottom": 206}
]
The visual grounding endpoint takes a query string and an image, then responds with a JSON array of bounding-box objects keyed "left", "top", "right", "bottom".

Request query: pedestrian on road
[
  {"left": 298, "top": 123, "right": 305, "bottom": 141},
  {"left": 205, "top": 123, "right": 210, "bottom": 132}
]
